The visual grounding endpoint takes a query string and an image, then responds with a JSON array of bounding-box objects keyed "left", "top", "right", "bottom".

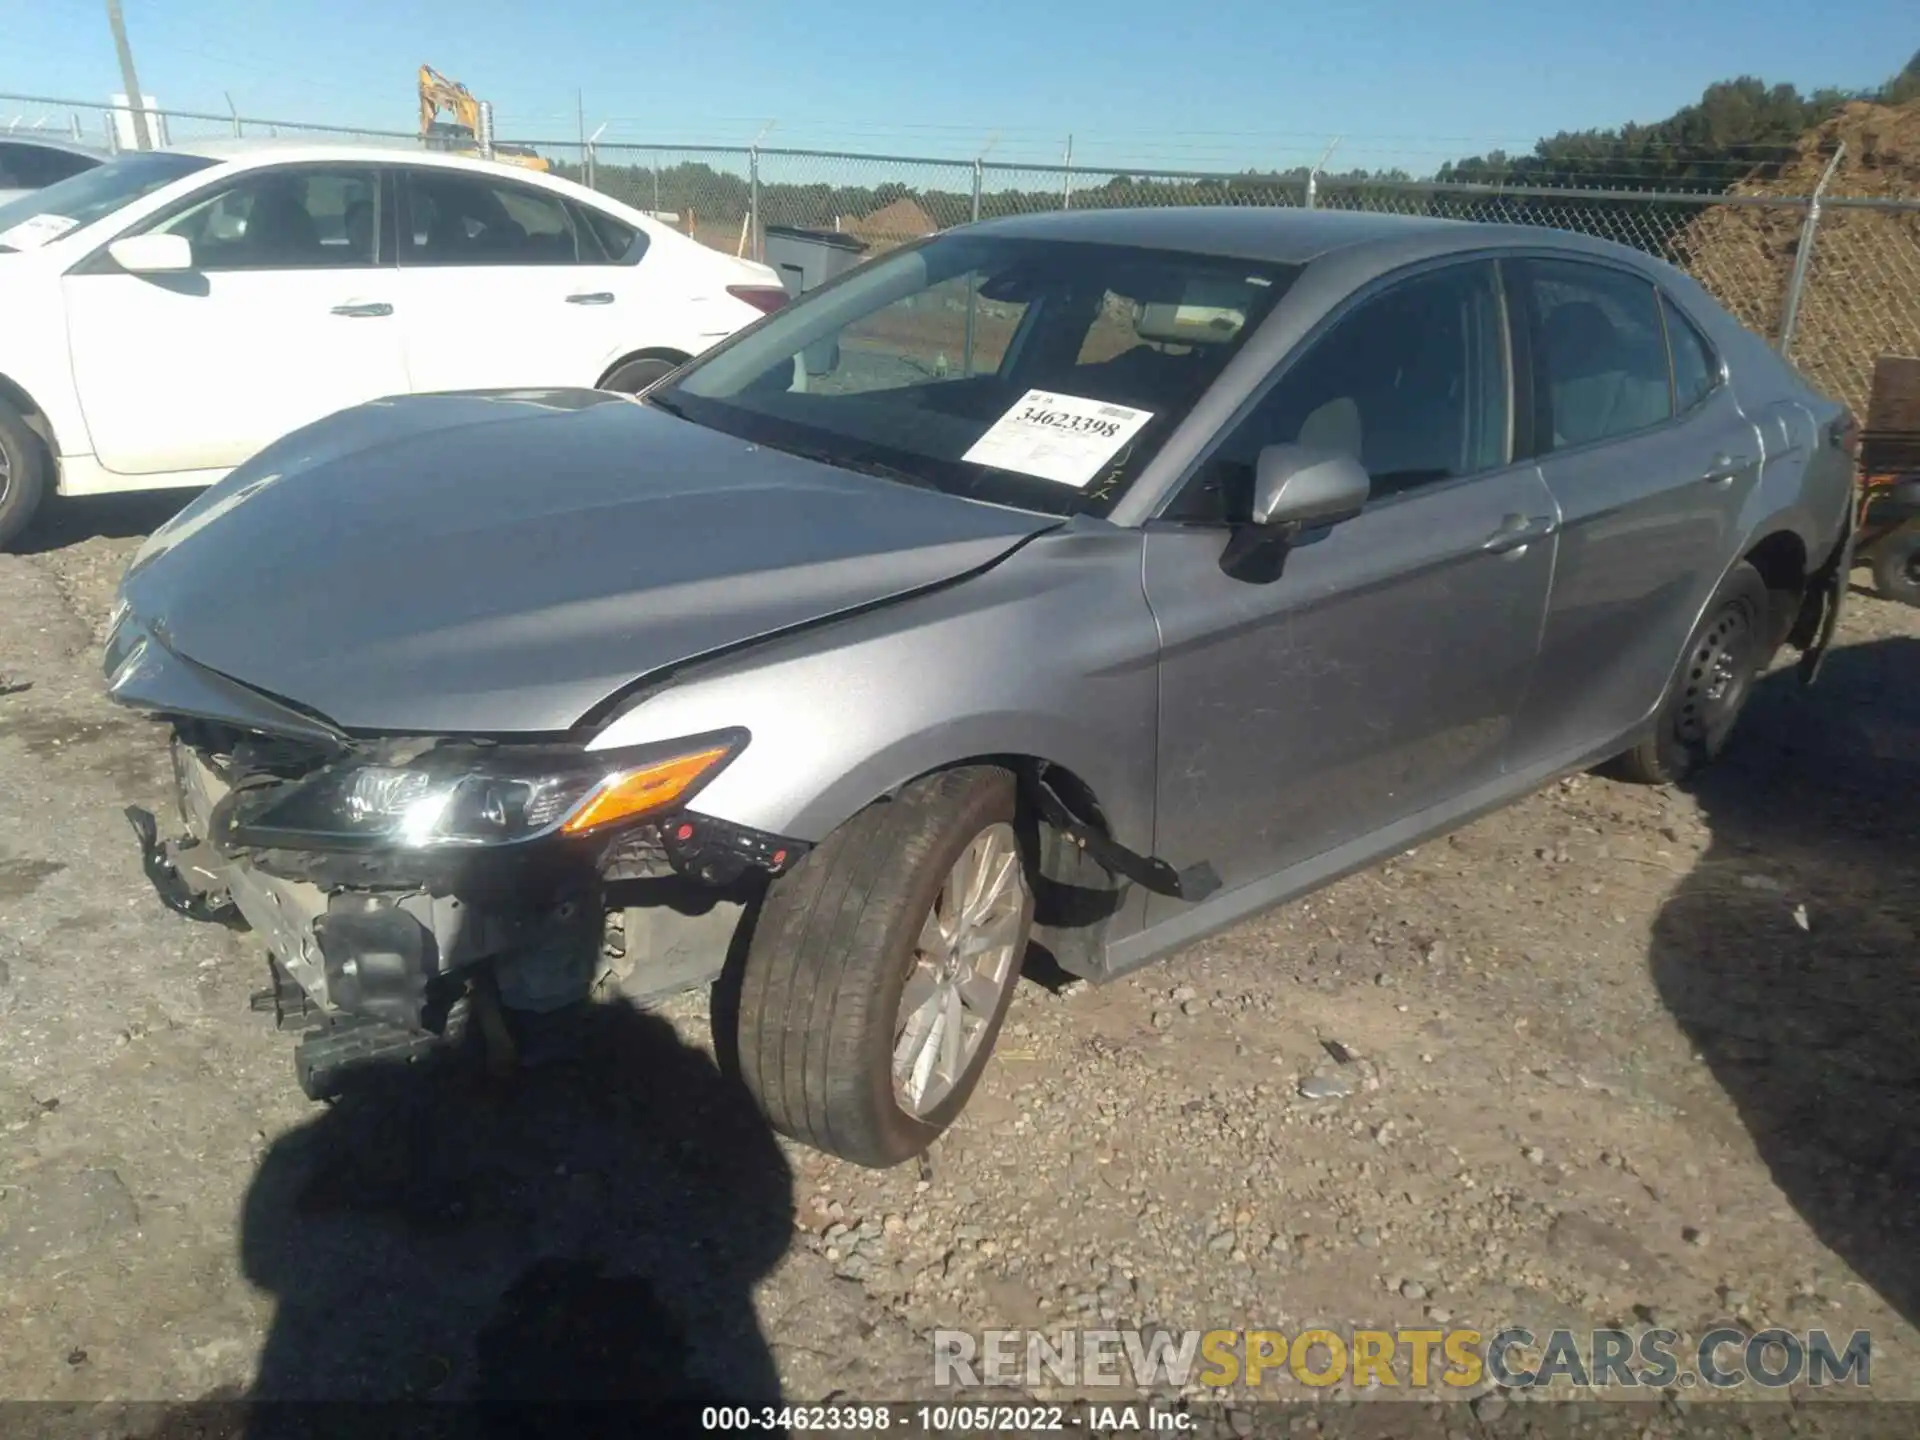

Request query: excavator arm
[
  {"left": 414, "top": 63, "right": 549, "bottom": 172},
  {"left": 418, "top": 64, "right": 481, "bottom": 137}
]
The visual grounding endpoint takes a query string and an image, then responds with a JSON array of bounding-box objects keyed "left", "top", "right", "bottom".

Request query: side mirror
[
  {"left": 107, "top": 233, "right": 194, "bottom": 275},
  {"left": 1252, "top": 443, "right": 1371, "bottom": 529}
]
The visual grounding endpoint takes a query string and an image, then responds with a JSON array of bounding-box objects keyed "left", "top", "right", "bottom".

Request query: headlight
[{"left": 226, "top": 731, "right": 746, "bottom": 850}]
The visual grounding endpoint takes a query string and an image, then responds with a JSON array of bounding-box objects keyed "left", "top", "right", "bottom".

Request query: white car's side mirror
[{"left": 108, "top": 233, "right": 195, "bottom": 275}]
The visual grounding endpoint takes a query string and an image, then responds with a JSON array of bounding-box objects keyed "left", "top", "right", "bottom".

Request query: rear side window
[
  {"left": 1661, "top": 292, "right": 1718, "bottom": 414},
  {"left": 1519, "top": 258, "right": 1674, "bottom": 450},
  {"left": 574, "top": 202, "right": 644, "bottom": 263},
  {"left": 402, "top": 170, "right": 584, "bottom": 266}
]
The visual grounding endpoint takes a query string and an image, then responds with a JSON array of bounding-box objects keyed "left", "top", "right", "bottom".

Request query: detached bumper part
[{"left": 125, "top": 805, "right": 240, "bottom": 925}]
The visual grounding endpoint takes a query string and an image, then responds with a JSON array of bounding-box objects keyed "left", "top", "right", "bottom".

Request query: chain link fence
[{"left": 4, "top": 92, "right": 1916, "bottom": 417}]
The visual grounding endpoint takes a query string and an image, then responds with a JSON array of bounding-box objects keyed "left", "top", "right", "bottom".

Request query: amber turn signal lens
[{"left": 560, "top": 745, "right": 734, "bottom": 835}]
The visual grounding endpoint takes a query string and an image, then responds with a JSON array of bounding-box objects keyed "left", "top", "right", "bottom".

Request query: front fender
[{"left": 585, "top": 523, "right": 1162, "bottom": 852}]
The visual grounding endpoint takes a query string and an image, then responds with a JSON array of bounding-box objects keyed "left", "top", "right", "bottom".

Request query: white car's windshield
[
  {"left": 0, "top": 152, "right": 216, "bottom": 252},
  {"left": 653, "top": 232, "right": 1301, "bottom": 517}
]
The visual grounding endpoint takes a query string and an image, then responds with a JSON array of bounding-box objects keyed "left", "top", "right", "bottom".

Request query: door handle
[
  {"left": 1481, "top": 514, "right": 1558, "bottom": 554},
  {"left": 566, "top": 291, "right": 615, "bottom": 306},
  {"left": 330, "top": 301, "right": 393, "bottom": 318},
  {"left": 1702, "top": 452, "right": 1757, "bottom": 484}
]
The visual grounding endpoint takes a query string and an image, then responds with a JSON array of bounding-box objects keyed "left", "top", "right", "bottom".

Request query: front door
[
  {"left": 1142, "top": 259, "right": 1555, "bottom": 918},
  {"left": 64, "top": 164, "right": 408, "bottom": 476},
  {"left": 394, "top": 167, "right": 632, "bottom": 393},
  {"left": 1503, "top": 260, "right": 1767, "bottom": 769}
]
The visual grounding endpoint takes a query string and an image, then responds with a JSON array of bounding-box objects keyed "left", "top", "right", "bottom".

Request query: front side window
[
  {"left": 402, "top": 171, "right": 585, "bottom": 266},
  {"left": 1520, "top": 258, "right": 1674, "bottom": 450},
  {"left": 0, "top": 151, "right": 213, "bottom": 250},
  {"left": 1174, "top": 260, "right": 1510, "bottom": 520},
  {"left": 148, "top": 166, "right": 382, "bottom": 270},
  {"left": 654, "top": 233, "right": 1301, "bottom": 518}
]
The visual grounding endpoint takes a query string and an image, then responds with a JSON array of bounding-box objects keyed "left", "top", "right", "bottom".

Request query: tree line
[{"left": 544, "top": 50, "right": 1920, "bottom": 252}]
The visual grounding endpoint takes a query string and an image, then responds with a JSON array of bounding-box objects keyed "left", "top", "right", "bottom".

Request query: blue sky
[{"left": 7, "top": 0, "right": 1913, "bottom": 172}]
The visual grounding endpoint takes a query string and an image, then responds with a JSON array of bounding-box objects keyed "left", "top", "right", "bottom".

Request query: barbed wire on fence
[{"left": 3, "top": 91, "right": 1916, "bottom": 417}]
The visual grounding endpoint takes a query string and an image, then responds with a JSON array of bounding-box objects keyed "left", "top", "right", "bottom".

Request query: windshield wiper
[
  {"left": 775, "top": 444, "right": 941, "bottom": 492},
  {"left": 643, "top": 391, "right": 689, "bottom": 420}
]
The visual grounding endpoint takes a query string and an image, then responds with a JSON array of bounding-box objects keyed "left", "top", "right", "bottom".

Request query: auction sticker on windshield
[
  {"left": 963, "top": 389, "right": 1154, "bottom": 488},
  {"left": 0, "top": 214, "right": 80, "bottom": 251}
]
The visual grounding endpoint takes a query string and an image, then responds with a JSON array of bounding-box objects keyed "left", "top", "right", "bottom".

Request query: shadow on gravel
[
  {"left": 1651, "top": 635, "right": 1920, "bottom": 1324},
  {"left": 156, "top": 998, "right": 793, "bottom": 1437},
  {"left": 13, "top": 491, "right": 198, "bottom": 554}
]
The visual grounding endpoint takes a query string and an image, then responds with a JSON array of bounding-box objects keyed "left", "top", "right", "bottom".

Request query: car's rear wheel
[
  {"left": 0, "top": 400, "right": 49, "bottom": 551},
  {"left": 1869, "top": 525, "right": 1920, "bottom": 607},
  {"left": 732, "top": 766, "right": 1033, "bottom": 1168},
  {"left": 599, "top": 355, "right": 683, "bottom": 395},
  {"left": 1610, "top": 560, "right": 1772, "bottom": 786}
]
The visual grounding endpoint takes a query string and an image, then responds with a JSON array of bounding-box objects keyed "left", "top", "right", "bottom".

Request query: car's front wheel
[
  {"left": 0, "top": 399, "right": 49, "bottom": 551},
  {"left": 732, "top": 766, "right": 1033, "bottom": 1167},
  {"left": 1611, "top": 560, "right": 1773, "bottom": 785}
]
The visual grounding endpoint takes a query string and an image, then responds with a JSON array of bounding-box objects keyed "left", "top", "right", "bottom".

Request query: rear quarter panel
[{"left": 1672, "top": 270, "right": 1852, "bottom": 567}]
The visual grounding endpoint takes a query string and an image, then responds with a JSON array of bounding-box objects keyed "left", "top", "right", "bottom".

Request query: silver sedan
[{"left": 106, "top": 206, "right": 1855, "bottom": 1166}]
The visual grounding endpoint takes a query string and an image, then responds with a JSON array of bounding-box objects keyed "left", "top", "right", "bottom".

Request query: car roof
[
  {"left": 157, "top": 136, "right": 561, "bottom": 180},
  {"left": 966, "top": 204, "right": 1650, "bottom": 272}
]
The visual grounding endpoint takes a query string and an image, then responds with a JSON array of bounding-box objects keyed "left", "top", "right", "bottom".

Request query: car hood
[{"left": 112, "top": 389, "right": 1058, "bottom": 735}]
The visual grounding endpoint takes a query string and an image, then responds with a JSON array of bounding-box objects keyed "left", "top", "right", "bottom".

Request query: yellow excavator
[{"left": 417, "top": 64, "right": 549, "bottom": 172}]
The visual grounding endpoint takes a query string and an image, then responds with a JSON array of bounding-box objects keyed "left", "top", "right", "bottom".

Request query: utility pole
[{"left": 105, "top": 0, "right": 152, "bottom": 151}]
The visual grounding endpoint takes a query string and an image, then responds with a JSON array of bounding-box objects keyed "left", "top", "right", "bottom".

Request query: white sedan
[{"left": 0, "top": 140, "right": 790, "bottom": 545}]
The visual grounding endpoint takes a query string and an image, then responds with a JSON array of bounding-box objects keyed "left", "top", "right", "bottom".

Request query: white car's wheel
[{"left": 0, "top": 400, "right": 48, "bottom": 551}]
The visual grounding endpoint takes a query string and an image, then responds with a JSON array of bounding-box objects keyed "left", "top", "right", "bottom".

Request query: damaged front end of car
[{"left": 111, "top": 620, "right": 803, "bottom": 1097}]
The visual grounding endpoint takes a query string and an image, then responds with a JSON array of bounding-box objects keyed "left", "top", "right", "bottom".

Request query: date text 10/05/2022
[{"left": 699, "top": 1405, "right": 1185, "bottom": 1431}]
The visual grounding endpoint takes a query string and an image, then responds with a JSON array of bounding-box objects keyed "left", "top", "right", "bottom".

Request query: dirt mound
[{"left": 1680, "top": 97, "right": 1920, "bottom": 416}]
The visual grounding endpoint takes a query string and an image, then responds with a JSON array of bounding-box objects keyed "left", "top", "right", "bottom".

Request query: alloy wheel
[{"left": 891, "top": 821, "right": 1028, "bottom": 1118}]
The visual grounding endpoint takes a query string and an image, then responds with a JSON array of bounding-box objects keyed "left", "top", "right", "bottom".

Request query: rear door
[
  {"left": 1502, "top": 258, "right": 1766, "bottom": 771},
  {"left": 62, "top": 162, "right": 408, "bottom": 476},
  {"left": 1141, "top": 258, "right": 1555, "bottom": 914},
  {"left": 393, "top": 167, "right": 635, "bottom": 392}
]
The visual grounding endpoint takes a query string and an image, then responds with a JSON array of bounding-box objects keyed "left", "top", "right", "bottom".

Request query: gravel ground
[{"left": 1, "top": 493, "right": 1917, "bottom": 1431}]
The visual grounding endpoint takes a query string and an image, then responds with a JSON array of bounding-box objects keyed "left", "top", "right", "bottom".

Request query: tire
[
  {"left": 1869, "top": 525, "right": 1920, "bottom": 607},
  {"left": 599, "top": 356, "right": 683, "bottom": 395},
  {"left": 734, "top": 766, "right": 1034, "bottom": 1168},
  {"left": 1611, "top": 560, "right": 1773, "bottom": 786},
  {"left": 0, "top": 400, "right": 49, "bottom": 551}
]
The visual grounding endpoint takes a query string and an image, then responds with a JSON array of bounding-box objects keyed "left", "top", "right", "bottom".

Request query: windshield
[
  {"left": 654, "top": 233, "right": 1301, "bottom": 517},
  {"left": 0, "top": 152, "right": 216, "bottom": 252}
]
